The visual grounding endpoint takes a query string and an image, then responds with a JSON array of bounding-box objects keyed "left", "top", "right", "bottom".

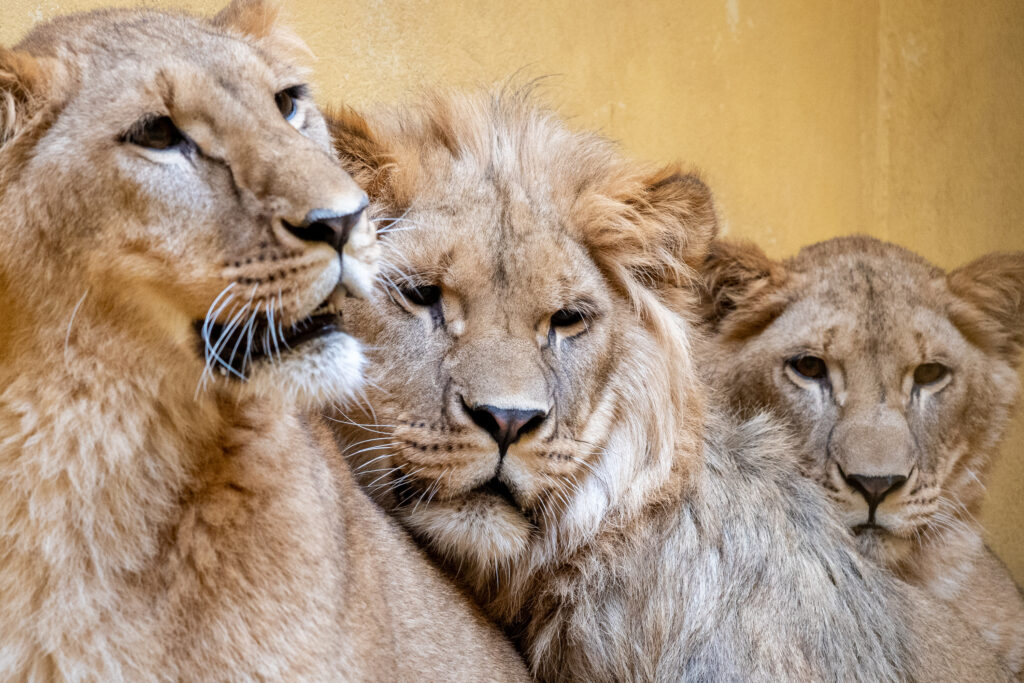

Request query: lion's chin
[
  {"left": 852, "top": 525, "right": 914, "bottom": 567},
  {"left": 400, "top": 495, "right": 533, "bottom": 569},
  {"left": 241, "top": 330, "right": 366, "bottom": 410}
]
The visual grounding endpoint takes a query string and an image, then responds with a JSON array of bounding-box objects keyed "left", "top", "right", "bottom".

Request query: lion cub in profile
[
  {"left": 701, "top": 235, "right": 1024, "bottom": 674},
  {"left": 0, "top": 3, "right": 525, "bottom": 680}
]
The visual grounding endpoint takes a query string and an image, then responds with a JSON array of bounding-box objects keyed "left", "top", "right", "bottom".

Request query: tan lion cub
[
  {"left": 327, "top": 93, "right": 1012, "bottom": 681},
  {"left": 701, "top": 235, "right": 1024, "bottom": 674},
  {"left": 0, "top": 3, "right": 526, "bottom": 680}
]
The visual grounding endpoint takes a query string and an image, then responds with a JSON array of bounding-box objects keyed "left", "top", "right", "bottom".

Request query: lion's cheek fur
[{"left": 242, "top": 330, "right": 367, "bottom": 410}]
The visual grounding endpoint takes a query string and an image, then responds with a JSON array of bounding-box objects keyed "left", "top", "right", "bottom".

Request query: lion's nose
[
  {"left": 463, "top": 401, "right": 548, "bottom": 457},
  {"left": 843, "top": 472, "right": 907, "bottom": 509},
  {"left": 284, "top": 198, "right": 369, "bottom": 253}
]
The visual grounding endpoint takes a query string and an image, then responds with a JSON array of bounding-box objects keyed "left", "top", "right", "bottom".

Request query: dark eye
[
  {"left": 551, "top": 309, "right": 585, "bottom": 328},
  {"left": 121, "top": 115, "right": 185, "bottom": 150},
  {"left": 401, "top": 284, "right": 441, "bottom": 307},
  {"left": 913, "top": 362, "right": 949, "bottom": 386},
  {"left": 789, "top": 355, "right": 828, "bottom": 381},
  {"left": 275, "top": 85, "right": 304, "bottom": 121}
]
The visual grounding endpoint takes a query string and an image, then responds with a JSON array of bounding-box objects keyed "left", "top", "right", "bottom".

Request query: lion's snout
[{"left": 282, "top": 200, "right": 369, "bottom": 255}]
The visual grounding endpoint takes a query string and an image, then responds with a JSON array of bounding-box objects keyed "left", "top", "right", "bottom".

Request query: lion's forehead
[
  {"left": 22, "top": 11, "right": 288, "bottom": 94},
  {"left": 778, "top": 256, "right": 965, "bottom": 356},
  {"left": 809, "top": 258, "right": 934, "bottom": 308},
  {"left": 24, "top": 11, "right": 199, "bottom": 55},
  {"left": 391, "top": 202, "right": 602, "bottom": 301}
]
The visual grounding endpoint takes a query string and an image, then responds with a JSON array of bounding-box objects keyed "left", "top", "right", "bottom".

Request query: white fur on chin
[{"left": 242, "top": 331, "right": 366, "bottom": 410}]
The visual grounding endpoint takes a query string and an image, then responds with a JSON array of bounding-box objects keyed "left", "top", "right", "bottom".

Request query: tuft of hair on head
[
  {"left": 633, "top": 168, "right": 719, "bottom": 280},
  {"left": 581, "top": 167, "right": 718, "bottom": 325},
  {"left": 327, "top": 89, "right": 719, "bottom": 335},
  {"left": 325, "top": 105, "right": 393, "bottom": 198},
  {"left": 212, "top": 0, "right": 314, "bottom": 71},
  {"left": 699, "top": 238, "right": 790, "bottom": 338},
  {"left": 947, "top": 251, "right": 1024, "bottom": 363},
  {"left": 0, "top": 47, "right": 61, "bottom": 146}
]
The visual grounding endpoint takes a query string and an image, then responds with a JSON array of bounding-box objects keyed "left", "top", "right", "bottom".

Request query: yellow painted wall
[{"left": 2, "top": 1, "right": 1021, "bottom": 579}]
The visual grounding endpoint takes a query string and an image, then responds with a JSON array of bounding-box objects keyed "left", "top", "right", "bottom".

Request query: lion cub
[
  {"left": 701, "top": 235, "right": 1024, "bottom": 674},
  {"left": 0, "top": 3, "right": 525, "bottom": 680},
  {"left": 327, "top": 93, "right": 1012, "bottom": 680}
]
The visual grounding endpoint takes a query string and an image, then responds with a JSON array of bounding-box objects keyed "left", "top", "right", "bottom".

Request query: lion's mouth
[
  {"left": 475, "top": 477, "right": 520, "bottom": 509},
  {"left": 394, "top": 475, "right": 521, "bottom": 511},
  {"left": 194, "top": 293, "right": 344, "bottom": 379}
]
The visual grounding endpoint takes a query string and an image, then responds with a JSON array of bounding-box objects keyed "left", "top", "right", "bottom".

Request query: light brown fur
[
  {"left": 699, "top": 235, "right": 1024, "bottom": 675},
  {"left": 0, "top": 4, "right": 526, "bottom": 680},
  {"left": 328, "top": 92, "right": 1012, "bottom": 681}
]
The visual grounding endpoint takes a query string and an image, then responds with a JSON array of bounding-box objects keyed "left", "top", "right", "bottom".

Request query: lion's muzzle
[{"left": 283, "top": 200, "right": 369, "bottom": 255}]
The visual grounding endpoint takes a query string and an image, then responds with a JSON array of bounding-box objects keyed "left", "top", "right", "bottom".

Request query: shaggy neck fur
[
  {"left": 0, "top": 177, "right": 232, "bottom": 667},
  {"left": 0, "top": 284, "right": 225, "bottom": 614}
]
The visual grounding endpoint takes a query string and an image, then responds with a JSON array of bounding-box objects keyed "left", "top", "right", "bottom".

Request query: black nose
[
  {"left": 843, "top": 473, "right": 908, "bottom": 509},
  {"left": 284, "top": 199, "right": 368, "bottom": 253},
  {"left": 464, "top": 402, "right": 547, "bottom": 456}
]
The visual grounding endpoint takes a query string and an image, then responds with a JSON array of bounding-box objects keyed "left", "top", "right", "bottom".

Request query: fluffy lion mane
[{"left": 328, "top": 91, "right": 1014, "bottom": 681}]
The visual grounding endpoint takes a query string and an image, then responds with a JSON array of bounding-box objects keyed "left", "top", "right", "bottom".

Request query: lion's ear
[
  {"left": 588, "top": 168, "right": 717, "bottom": 294},
  {"left": 701, "top": 239, "right": 777, "bottom": 323},
  {"left": 640, "top": 170, "right": 718, "bottom": 275},
  {"left": 700, "top": 239, "right": 789, "bottom": 338},
  {"left": 325, "top": 106, "right": 391, "bottom": 199},
  {"left": 947, "top": 252, "right": 1024, "bottom": 363},
  {"left": 212, "top": 0, "right": 312, "bottom": 66},
  {"left": 213, "top": 0, "right": 278, "bottom": 38},
  {"left": 0, "top": 48, "right": 60, "bottom": 145}
]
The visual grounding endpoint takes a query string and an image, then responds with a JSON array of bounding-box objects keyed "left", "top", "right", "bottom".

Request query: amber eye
[
  {"left": 913, "top": 362, "right": 949, "bottom": 386},
  {"left": 122, "top": 115, "right": 186, "bottom": 150},
  {"left": 789, "top": 356, "right": 828, "bottom": 381},
  {"left": 401, "top": 284, "right": 441, "bottom": 307},
  {"left": 275, "top": 85, "right": 305, "bottom": 121},
  {"left": 551, "top": 309, "right": 585, "bottom": 328}
]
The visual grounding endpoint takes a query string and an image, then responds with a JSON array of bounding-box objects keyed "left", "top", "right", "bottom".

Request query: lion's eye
[
  {"left": 121, "top": 115, "right": 186, "bottom": 151},
  {"left": 551, "top": 309, "right": 585, "bottom": 328},
  {"left": 275, "top": 85, "right": 306, "bottom": 121},
  {"left": 275, "top": 91, "right": 296, "bottom": 120},
  {"left": 789, "top": 356, "right": 828, "bottom": 381},
  {"left": 913, "top": 362, "right": 949, "bottom": 386},
  {"left": 401, "top": 284, "right": 441, "bottom": 307}
]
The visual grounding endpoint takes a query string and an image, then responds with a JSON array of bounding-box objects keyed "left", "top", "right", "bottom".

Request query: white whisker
[{"left": 64, "top": 289, "right": 90, "bottom": 365}]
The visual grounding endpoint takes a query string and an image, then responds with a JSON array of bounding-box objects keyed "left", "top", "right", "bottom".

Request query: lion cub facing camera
[
  {"left": 701, "top": 235, "right": 1024, "bottom": 674},
  {"left": 0, "top": 3, "right": 526, "bottom": 680}
]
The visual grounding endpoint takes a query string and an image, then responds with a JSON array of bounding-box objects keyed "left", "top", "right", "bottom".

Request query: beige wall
[{"left": 3, "top": 0, "right": 1021, "bottom": 578}]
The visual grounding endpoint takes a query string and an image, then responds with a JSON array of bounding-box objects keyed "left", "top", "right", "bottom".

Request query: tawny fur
[
  {"left": 326, "top": 91, "right": 1013, "bottom": 681},
  {"left": 0, "top": 4, "right": 526, "bottom": 680},
  {"left": 700, "top": 236, "right": 1024, "bottom": 675}
]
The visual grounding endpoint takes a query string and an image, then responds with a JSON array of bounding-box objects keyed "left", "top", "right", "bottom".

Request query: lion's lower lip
[
  {"left": 194, "top": 295, "right": 344, "bottom": 378},
  {"left": 476, "top": 477, "right": 519, "bottom": 508},
  {"left": 283, "top": 312, "right": 341, "bottom": 347},
  {"left": 394, "top": 476, "right": 520, "bottom": 510}
]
